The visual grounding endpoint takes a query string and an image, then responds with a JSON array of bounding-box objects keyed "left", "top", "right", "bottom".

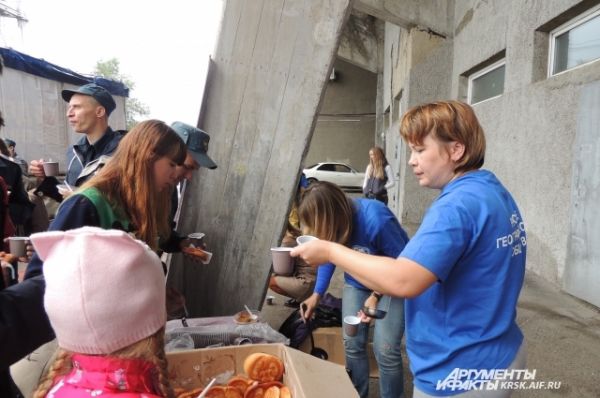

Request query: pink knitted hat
[{"left": 31, "top": 226, "right": 166, "bottom": 355}]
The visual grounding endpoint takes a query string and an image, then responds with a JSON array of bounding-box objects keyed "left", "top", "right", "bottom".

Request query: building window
[
  {"left": 468, "top": 59, "right": 506, "bottom": 105},
  {"left": 549, "top": 5, "right": 600, "bottom": 76}
]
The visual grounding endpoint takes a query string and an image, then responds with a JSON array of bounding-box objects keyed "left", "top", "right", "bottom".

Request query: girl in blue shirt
[
  {"left": 298, "top": 181, "right": 409, "bottom": 398},
  {"left": 292, "top": 101, "right": 527, "bottom": 397}
]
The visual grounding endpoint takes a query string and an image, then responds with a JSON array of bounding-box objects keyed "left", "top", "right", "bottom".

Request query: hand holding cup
[
  {"left": 42, "top": 160, "right": 59, "bottom": 177},
  {"left": 29, "top": 159, "right": 46, "bottom": 178},
  {"left": 343, "top": 315, "right": 361, "bottom": 337},
  {"left": 8, "top": 237, "right": 28, "bottom": 257}
]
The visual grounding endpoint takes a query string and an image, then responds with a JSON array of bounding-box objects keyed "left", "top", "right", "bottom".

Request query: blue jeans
[{"left": 343, "top": 284, "right": 405, "bottom": 398}]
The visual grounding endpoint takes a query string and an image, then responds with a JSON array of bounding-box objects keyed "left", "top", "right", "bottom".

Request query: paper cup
[
  {"left": 42, "top": 161, "right": 59, "bottom": 176},
  {"left": 56, "top": 184, "right": 73, "bottom": 196},
  {"left": 187, "top": 232, "right": 205, "bottom": 246},
  {"left": 343, "top": 315, "right": 361, "bottom": 337},
  {"left": 296, "top": 235, "right": 318, "bottom": 245},
  {"left": 271, "top": 247, "right": 294, "bottom": 276},
  {"left": 9, "top": 237, "right": 28, "bottom": 257}
]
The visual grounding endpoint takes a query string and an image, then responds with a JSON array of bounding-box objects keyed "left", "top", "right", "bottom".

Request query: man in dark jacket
[
  {"left": 0, "top": 148, "right": 34, "bottom": 233},
  {"left": 29, "top": 83, "right": 123, "bottom": 195},
  {"left": 0, "top": 276, "right": 54, "bottom": 397},
  {"left": 4, "top": 139, "right": 28, "bottom": 176},
  {"left": 161, "top": 121, "right": 217, "bottom": 253},
  {"left": 0, "top": 111, "right": 54, "bottom": 397}
]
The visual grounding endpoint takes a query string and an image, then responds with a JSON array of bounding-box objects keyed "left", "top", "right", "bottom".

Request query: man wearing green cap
[
  {"left": 160, "top": 122, "right": 218, "bottom": 320},
  {"left": 28, "top": 83, "right": 123, "bottom": 189},
  {"left": 161, "top": 121, "right": 217, "bottom": 257}
]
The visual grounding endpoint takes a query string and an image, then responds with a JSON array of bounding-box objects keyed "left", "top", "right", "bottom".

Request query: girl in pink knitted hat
[{"left": 30, "top": 227, "right": 172, "bottom": 398}]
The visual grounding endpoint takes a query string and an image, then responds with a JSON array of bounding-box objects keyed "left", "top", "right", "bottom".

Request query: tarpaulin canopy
[{"left": 0, "top": 47, "right": 129, "bottom": 97}]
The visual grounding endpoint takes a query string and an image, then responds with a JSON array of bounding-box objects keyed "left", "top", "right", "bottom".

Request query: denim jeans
[{"left": 343, "top": 284, "right": 405, "bottom": 398}]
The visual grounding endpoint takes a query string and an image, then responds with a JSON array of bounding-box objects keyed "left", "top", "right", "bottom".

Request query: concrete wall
[
  {"left": 0, "top": 67, "right": 126, "bottom": 171},
  {"left": 451, "top": 0, "right": 600, "bottom": 287},
  {"left": 170, "top": 0, "right": 353, "bottom": 316},
  {"left": 305, "top": 58, "right": 377, "bottom": 172},
  {"left": 380, "top": 25, "right": 449, "bottom": 222},
  {"left": 378, "top": 0, "right": 600, "bottom": 299}
]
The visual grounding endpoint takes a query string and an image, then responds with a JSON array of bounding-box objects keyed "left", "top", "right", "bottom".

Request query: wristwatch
[{"left": 371, "top": 292, "right": 383, "bottom": 300}]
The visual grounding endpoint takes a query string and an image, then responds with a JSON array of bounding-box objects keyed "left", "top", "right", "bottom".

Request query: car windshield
[{"left": 305, "top": 163, "right": 319, "bottom": 169}]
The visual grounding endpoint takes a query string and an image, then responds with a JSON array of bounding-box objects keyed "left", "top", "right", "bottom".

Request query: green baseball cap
[
  {"left": 62, "top": 83, "right": 116, "bottom": 115},
  {"left": 171, "top": 122, "right": 217, "bottom": 169}
]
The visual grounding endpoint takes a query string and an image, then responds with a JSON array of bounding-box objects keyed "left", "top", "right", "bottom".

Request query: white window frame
[
  {"left": 467, "top": 59, "right": 506, "bottom": 105},
  {"left": 548, "top": 4, "right": 600, "bottom": 77}
]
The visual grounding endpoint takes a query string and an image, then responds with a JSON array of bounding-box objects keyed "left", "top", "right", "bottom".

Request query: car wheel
[{"left": 307, "top": 178, "right": 318, "bottom": 185}]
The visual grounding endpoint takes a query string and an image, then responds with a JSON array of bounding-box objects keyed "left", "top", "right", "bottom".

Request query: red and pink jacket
[{"left": 44, "top": 354, "right": 164, "bottom": 397}]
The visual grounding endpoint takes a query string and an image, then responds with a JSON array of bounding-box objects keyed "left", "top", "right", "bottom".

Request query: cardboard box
[
  {"left": 299, "top": 327, "right": 379, "bottom": 378},
  {"left": 299, "top": 327, "right": 345, "bottom": 366},
  {"left": 167, "top": 343, "right": 358, "bottom": 397}
]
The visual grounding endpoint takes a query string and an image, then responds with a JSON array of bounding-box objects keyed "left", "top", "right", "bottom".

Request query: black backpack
[{"left": 278, "top": 293, "right": 342, "bottom": 350}]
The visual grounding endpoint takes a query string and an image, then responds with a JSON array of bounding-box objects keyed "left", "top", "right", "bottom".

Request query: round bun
[
  {"left": 244, "top": 382, "right": 284, "bottom": 398},
  {"left": 243, "top": 353, "right": 284, "bottom": 383}
]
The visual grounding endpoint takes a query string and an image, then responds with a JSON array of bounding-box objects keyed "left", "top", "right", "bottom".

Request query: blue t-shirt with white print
[
  {"left": 401, "top": 170, "right": 526, "bottom": 396},
  {"left": 313, "top": 198, "right": 409, "bottom": 295}
]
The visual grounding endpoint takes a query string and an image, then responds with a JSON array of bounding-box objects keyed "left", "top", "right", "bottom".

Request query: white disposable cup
[
  {"left": 42, "top": 161, "right": 59, "bottom": 177},
  {"left": 9, "top": 237, "right": 28, "bottom": 257},
  {"left": 344, "top": 315, "right": 361, "bottom": 337},
  {"left": 187, "top": 232, "right": 205, "bottom": 246},
  {"left": 271, "top": 247, "right": 294, "bottom": 276},
  {"left": 296, "top": 235, "right": 318, "bottom": 245},
  {"left": 56, "top": 184, "right": 73, "bottom": 195}
]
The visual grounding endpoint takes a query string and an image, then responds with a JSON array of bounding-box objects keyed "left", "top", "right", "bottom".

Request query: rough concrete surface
[{"left": 261, "top": 270, "right": 600, "bottom": 398}]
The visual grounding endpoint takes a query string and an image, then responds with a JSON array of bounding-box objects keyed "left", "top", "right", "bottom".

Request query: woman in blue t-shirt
[
  {"left": 292, "top": 101, "right": 527, "bottom": 397},
  {"left": 298, "top": 181, "right": 409, "bottom": 398}
]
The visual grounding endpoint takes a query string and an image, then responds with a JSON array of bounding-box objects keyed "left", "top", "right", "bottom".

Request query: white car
[{"left": 303, "top": 162, "right": 365, "bottom": 190}]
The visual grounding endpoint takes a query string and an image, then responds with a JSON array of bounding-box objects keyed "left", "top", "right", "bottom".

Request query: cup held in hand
[
  {"left": 296, "top": 235, "right": 318, "bottom": 245},
  {"left": 9, "top": 237, "right": 28, "bottom": 257},
  {"left": 271, "top": 247, "right": 294, "bottom": 276},
  {"left": 187, "top": 232, "right": 205, "bottom": 246},
  {"left": 343, "top": 315, "right": 361, "bottom": 337},
  {"left": 42, "top": 161, "right": 59, "bottom": 177}
]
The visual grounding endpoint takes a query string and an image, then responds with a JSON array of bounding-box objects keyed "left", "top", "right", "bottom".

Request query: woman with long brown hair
[
  {"left": 362, "top": 146, "right": 394, "bottom": 205},
  {"left": 298, "top": 181, "right": 408, "bottom": 398},
  {"left": 25, "top": 119, "right": 186, "bottom": 278}
]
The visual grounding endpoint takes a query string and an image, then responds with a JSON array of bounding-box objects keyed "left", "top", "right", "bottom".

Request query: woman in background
[{"left": 363, "top": 146, "right": 394, "bottom": 205}]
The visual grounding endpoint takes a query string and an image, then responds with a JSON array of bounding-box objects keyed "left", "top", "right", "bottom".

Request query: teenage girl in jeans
[{"left": 298, "top": 181, "right": 408, "bottom": 398}]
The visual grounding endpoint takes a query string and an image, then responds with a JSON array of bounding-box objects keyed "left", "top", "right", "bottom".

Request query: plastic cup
[
  {"left": 296, "top": 235, "right": 318, "bottom": 245},
  {"left": 56, "top": 184, "right": 73, "bottom": 196},
  {"left": 9, "top": 237, "right": 28, "bottom": 257},
  {"left": 42, "top": 161, "right": 59, "bottom": 176},
  {"left": 266, "top": 295, "right": 274, "bottom": 305},
  {"left": 187, "top": 232, "right": 205, "bottom": 246},
  {"left": 343, "top": 315, "right": 361, "bottom": 337},
  {"left": 271, "top": 247, "right": 294, "bottom": 276}
]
